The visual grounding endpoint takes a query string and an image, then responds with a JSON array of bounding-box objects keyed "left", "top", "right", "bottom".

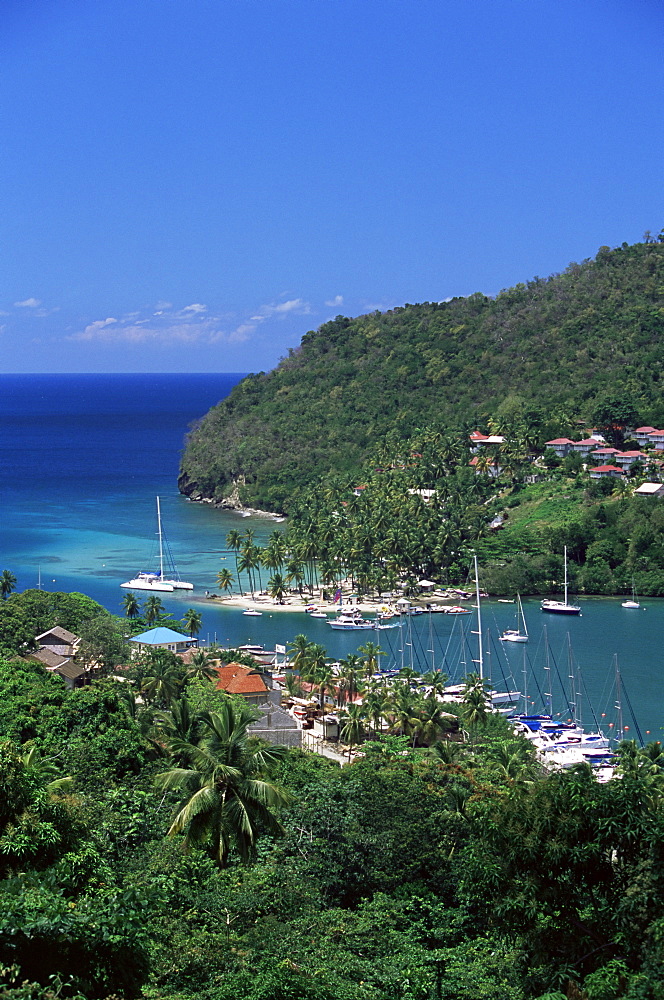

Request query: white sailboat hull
[{"left": 121, "top": 574, "right": 174, "bottom": 593}]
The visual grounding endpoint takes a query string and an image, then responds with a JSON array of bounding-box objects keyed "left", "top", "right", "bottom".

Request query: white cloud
[
  {"left": 325, "top": 295, "right": 344, "bottom": 308},
  {"left": 226, "top": 296, "right": 311, "bottom": 344},
  {"left": 65, "top": 293, "right": 311, "bottom": 350},
  {"left": 74, "top": 317, "right": 117, "bottom": 340},
  {"left": 14, "top": 297, "right": 41, "bottom": 308},
  {"left": 68, "top": 314, "right": 229, "bottom": 346}
]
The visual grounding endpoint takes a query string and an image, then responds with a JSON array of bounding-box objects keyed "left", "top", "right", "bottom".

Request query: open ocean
[{"left": 1, "top": 373, "right": 663, "bottom": 741}]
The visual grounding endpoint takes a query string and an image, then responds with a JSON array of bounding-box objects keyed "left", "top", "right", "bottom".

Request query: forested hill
[{"left": 180, "top": 238, "right": 664, "bottom": 512}]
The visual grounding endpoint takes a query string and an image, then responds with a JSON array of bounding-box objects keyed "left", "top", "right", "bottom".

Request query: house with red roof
[
  {"left": 544, "top": 437, "right": 575, "bottom": 458},
  {"left": 648, "top": 431, "right": 664, "bottom": 451},
  {"left": 569, "top": 437, "right": 606, "bottom": 457},
  {"left": 215, "top": 662, "right": 269, "bottom": 704},
  {"left": 614, "top": 450, "right": 648, "bottom": 470},
  {"left": 469, "top": 431, "right": 505, "bottom": 453},
  {"left": 588, "top": 464, "right": 624, "bottom": 479},
  {"left": 590, "top": 447, "right": 620, "bottom": 463},
  {"left": 635, "top": 427, "right": 656, "bottom": 446}
]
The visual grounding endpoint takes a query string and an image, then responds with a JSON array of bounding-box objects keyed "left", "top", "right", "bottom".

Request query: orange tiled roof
[{"left": 216, "top": 662, "right": 267, "bottom": 695}]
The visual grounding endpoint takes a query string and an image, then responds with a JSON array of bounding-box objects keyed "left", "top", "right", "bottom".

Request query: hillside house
[
  {"left": 545, "top": 438, "right": 575, "bottom": 458},
  {"left": 590, "top": 447, "right": 620, "bottom": 463},
  {"left": 29, "top": 626, "right": 86, "bottom": 689},
  {"left": 570, "top": 436, "right": 606, "bottom": 457},
  {"left": 635, "top": 427, "right": 657, "bottom": 446},
  {"left": 588, "top": 464, "right": 624, "bottom": 479},
  {"left": 634, "top": 482, "right": 664, "bottom": 497},
  {"left": 469, "top": 432, "right": 505, "bottom": 453},
  {"left": 614, "top": 450, "right": 648, "bottom": 470}
]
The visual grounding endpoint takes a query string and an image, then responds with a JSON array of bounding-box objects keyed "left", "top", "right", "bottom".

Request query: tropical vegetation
[{"left": 180, "top": 237, "right": 664, "bottom": 513}]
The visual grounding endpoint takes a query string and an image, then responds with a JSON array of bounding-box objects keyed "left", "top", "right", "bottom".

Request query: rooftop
[{"left": 131, "top": 626, "right": 194, "bottom": 644}]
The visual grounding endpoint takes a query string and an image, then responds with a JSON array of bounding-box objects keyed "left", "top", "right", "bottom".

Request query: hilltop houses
[{"left": 28, "top": 626, "right": 87, "bottom": 689}]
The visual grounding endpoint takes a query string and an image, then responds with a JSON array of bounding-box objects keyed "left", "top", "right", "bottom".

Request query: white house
[
  {"left": 545, "top": 438, "right": 575, "bottom": 458},
  {"left": 588, "top": 464, "right": 623, "bottom": 479},
  {"left": 634, "top": 482, "right": 664, "bottom": 497}
]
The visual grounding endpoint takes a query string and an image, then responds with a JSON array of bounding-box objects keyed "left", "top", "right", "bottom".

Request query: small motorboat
[{"left": 242, "top": 609, "right": 263, "bottom": 616}]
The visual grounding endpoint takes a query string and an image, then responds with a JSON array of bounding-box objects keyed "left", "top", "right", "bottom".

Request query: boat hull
[
  {"left": 328, "top": 622, "right": 375, "bottom": 630},
  {"left": 121, "top": 577, "right": 174, "bottom": 593},
  {"left": 541, "top": 601, "right": 581, "bottom": 615}
]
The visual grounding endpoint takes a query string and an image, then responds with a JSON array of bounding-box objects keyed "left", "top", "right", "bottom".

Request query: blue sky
[{"left": 1, "top": 0, "right": 662, "bottom": 373}]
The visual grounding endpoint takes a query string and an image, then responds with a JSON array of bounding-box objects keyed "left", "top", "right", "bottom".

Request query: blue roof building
[{"left": 130, "top": 627, "right": 198, "bottom": 654}]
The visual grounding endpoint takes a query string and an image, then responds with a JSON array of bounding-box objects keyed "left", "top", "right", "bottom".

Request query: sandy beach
[{"left": 203, "top": 590, "right": 461, "bottom": 615}]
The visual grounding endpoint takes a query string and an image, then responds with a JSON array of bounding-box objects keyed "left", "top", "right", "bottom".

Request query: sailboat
[
  {"left": 500, "top": 593, "right": 529, "bottom": 642},
  {"left": 121, "top": 497, "right": 193, "bottom": 593},
  {"left": 621, "top": 582, "right": 640, "bottom": 609},
  {"left": 541, "top": 546, "right": 581, "bottom": 615}
]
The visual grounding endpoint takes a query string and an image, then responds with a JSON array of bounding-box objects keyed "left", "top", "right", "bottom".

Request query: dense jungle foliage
[
  {"left": 3, "top": 620, "right": 664, "bottom": 1000},
  {"left": 180, "top": 238, "right": 664, "bottom": 512}
]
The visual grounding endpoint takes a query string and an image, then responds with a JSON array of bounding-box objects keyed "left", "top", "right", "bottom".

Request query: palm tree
[
  {"left": 140, "top": 652, "right": 183, "bottom": 707},
  {"left": 421, "top": 669, "right": 448, "bottom": 699},
  {"left": 238, "top": 543, "right": 261, "bottom": 596},
  {"left": 121, "top": 591, "right": 141, "bottom": 619},
  {"left": 143, "top": 595, "right": 165, "bottom": 625},
  {"left": 428, "top": 740, "right": 464, "bottom": 766},
  {"left": 288, "top": 634, "right": 313, "bottom": 673},
  {"left": 362, "top": 688, "right": 388, "bottom": 733},
  {"left": 337, "top": 654, "right": 363, "bottom": 706},
  {"left": 154, "top": 696, "right": 204, "bottom": 758},
  {"left": 182, "top": 608, "right": 203, "bottom": 638},
  {"left": 358, "top": 641, "right": 385, "bottom": 677},
  {"left": 0, "top": 570, "right": 17, "bottom": 600},
  {"left": 340, "top": 703, "right": 366, "bottom": 760},
  {"left": 460, "top": 676, "right": 490, "bottom": 728},
  {"left": 285, "top": 558, "right": 306, "bottom": 596},
  {"left": 415, "top": 694, "right": 456, "bottom": 747},
  {"left": 216, "top": 567, "right": 234, "bottom": 595},
  {"left": 283, "top": 672, "right": 304, "bottom": 699},
  {"left": 225, "top": 529, "right": 243, "bottom": 584},
  {"left": 267, "top": 572, "right": 287, "bottom": 604},
  {"left": 186, "top": 648, "right": 218, "bottom": 684},
  {"left": 154, "top": 702, "right": 291, "bottom": 867}
]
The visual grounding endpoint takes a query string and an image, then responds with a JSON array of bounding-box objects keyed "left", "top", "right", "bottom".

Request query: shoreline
[
  {"left": 203, "top": 590, "right": 471, "bottom": 615},
  {"left": 183, "top": 493, "right": 285, "bottom": 522}
]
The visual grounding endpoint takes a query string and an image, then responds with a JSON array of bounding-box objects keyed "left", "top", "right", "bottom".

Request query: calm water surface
[{"left": 1, "top": 374, "right": 662, "bottom": 739}]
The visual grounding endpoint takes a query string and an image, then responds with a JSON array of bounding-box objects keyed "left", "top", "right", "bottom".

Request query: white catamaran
[{"left": 121, "top": 497, "right": 193, "bottom": 593}]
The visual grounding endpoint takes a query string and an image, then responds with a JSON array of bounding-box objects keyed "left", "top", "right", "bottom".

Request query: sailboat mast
[
  {"left": 474, "top": 552, "right": 483, "bottom": 680},
  {"left": 157, "top": 496, "right": 164, "bottom": 582},
  {"left": 563, "top": 545, "right": 568, "bottom": 605}
]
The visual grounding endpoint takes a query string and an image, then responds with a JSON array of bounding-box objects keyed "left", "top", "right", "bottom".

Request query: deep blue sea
[{"left": 1, "top": 374, "right": 663, "bottom": 741}]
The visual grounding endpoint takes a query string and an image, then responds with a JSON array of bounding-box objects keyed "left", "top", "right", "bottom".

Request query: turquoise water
[{"left": 0, "top": 375, "right": 662, "bottom": 740}]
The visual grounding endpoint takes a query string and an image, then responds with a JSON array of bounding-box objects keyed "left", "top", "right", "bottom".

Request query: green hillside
[{"left": 180, "top": 237, "right": 664, "bottom": 512}]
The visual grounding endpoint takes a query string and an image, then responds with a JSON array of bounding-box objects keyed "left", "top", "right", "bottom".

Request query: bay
[{"left": 0, "top": 374, "right": 662, "bottom": 741}]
